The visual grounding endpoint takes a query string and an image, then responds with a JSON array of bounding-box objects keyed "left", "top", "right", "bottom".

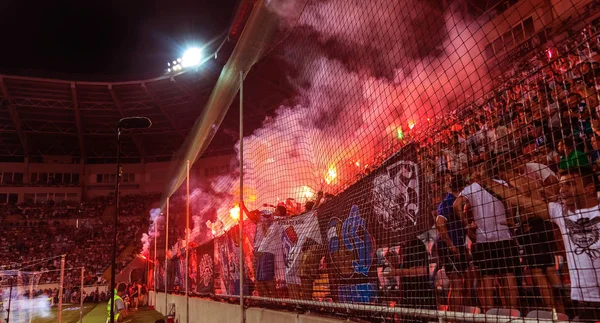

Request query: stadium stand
[
  {"left": 145, "top": 1, "right": 600, "bottom": 322},
  {"left": 0, "top": 193, "right": 159, "bottom": 289},
  {"left": 4, "top": 0, "right": 600, "bottom": 323}
]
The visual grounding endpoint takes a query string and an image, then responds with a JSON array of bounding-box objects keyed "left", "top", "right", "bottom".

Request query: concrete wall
[
  {"left": 148, "top": 292, "right": 345, "bottom": 323},
  {"left": 0, "top": 186, "right": 81, "bottom": 203}
]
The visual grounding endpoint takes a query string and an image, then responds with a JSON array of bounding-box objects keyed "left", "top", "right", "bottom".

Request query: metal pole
[
  {"left": 109, "top": 127, "right": 121, "bottom": 323},
  {"left": 185, "top": 159, "right": 190, "bottom": 323},
  {"left": 58, "top": 255, "right": 65, "bottom": 323},
  {"left": 79, "top": 267, "right": 84, "bottom": 323},
  {"left": 154, "top": 214, "right": 158, "bottom": 308},
  {"left": 5, "top": 276, "right": 13, "bottom": 323},
  {"left": 164, "top": 197, "right": 169, "bottom": 316},
  {"left": 28, "top": 271, "right": 34, "bottom": 323},
  {"left": 239, "top": 70, "right": 245, "bottom": 323}
]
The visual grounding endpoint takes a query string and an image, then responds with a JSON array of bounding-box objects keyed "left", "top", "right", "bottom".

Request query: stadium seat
[
  {"left": 526, "top": 310, "right": 569, "bottom": 321},
  {"left": 486, "top": 308, "right": 521, "bottom": 317}
]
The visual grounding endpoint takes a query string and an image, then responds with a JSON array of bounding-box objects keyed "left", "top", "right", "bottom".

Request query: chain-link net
[{"left": 149, "top": 0, "right": 600, "bottom": 321}]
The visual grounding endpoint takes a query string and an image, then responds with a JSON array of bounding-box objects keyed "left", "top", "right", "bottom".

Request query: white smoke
[
  {"left": 1, "top": 289, "right": 51, "bottom": 322},
  {"left": 141, "top": 207, "right": 163, "bottom": 256}
]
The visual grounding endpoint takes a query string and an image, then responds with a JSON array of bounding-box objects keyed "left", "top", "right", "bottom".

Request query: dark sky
[{"left": 0, "top": 0, "right": 238, "bottom": 79}]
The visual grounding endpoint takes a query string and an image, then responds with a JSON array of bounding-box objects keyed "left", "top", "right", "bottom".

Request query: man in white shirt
[
  {"left": 523, "top": 162, "right": 557, "bottom": 183},
  {"left": 486, "top": 167, "right": 600, "bottom": 321},
  {"left": 522, "top": 160, "right": 559, "bottom": 201},
  {"left": 453, "top": 179, "right": 519, "bottom": 311},
  {"left": 243, "top": 203, "right": 286, "bottom": 298}
]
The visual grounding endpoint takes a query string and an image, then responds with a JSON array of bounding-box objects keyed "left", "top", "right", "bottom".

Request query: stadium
[{"left": 2, "top": 0, "right": 600, "bottom": 322}]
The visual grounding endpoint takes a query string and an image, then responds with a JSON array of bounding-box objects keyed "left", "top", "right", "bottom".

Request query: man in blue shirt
[{"left": 435, "top": 174, "right": 469, "bottom": 311}]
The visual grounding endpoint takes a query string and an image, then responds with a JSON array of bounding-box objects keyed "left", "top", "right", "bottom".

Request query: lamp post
[{"left": 109, "top": 116, "right": 152, "bottom": 323}]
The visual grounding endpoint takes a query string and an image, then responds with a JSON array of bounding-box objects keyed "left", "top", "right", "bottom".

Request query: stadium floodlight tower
[
  {"left": 182, "top": 47, "right": 202, "bottom": 67},
  {"left": 166, "top": 47, "right": 203, "bottom": 73},
  {"left": 109, "top": 117, "right": 152, "bottom": 323}
]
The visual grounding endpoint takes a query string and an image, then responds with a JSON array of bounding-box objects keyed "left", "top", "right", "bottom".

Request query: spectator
[
  {"left": 453, "top": 168, "right": 519, "bottom": 311},
  {"left": 486, "top": 167, "right": 600, "bottom": 321},
  {"left": 557, "top": 137, "right": 589, "bottom": 171},
  {"left": 435, "top": 174, "right": 470, "bottom": 311},
  {"left": 242, "top": 203, "right": 282, "bottom": 298},
  {"left": 515, "top": 216, "right": 565, "bottom": 312},
  {"left": 386, "top": 236, "right": 435, "bottom": 323}
]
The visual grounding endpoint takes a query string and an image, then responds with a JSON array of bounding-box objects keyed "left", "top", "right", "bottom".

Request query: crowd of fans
[
  {"left": 5, "top": 15, "right": 600, "bottom": 323},
  {"left": 0, "top": 196, "right": 109, "bottom": 224},
  {"left": 169, "top": 22, "right": 600, "bottom": 322},
  {"left": 0, "top": 193, "right": 158, "bottom": 292},
  {"left": 401, "top": 22, "right": 600, "bottom": 321}
]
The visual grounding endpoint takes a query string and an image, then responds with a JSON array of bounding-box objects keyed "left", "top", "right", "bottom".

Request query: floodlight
[{"left": 182, "top": 47, "right": 202, "bottom": 67}]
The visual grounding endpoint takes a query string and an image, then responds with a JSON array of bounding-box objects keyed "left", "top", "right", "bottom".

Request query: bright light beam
[{"left": 182, "top": 47, "right": 203, "bottom": 67}]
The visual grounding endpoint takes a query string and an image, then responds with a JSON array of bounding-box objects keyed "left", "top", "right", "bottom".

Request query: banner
[
  {"left": 214, "top": 220, "right": 255, "bottom": 295},
  {"left": 166, "top": 257, "right": 180, "bottom": 291},
  {"left": 195, "top": 240, "right": 215, "bottom": 294},
  {"left": 316, "top": 143, "right": 430, "bottom": 303},
  {"left": 215, "top": 235, "right": 235, "bottom": 295},
  {"left": 280, "top": 210, "right": 323, "bottom": 285}
]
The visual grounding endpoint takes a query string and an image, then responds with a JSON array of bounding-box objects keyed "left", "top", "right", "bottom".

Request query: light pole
[{"left": 109, "top": 116, "right": 152, "bottom": 323}]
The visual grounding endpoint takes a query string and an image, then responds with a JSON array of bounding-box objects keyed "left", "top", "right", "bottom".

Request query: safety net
[{"left": 146, "top": 0, "right": 600, "bottom": 321}]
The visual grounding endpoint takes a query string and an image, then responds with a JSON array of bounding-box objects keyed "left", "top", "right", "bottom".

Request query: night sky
[{"left": 0, "top": 0, "right": 238, "bottom": 79}]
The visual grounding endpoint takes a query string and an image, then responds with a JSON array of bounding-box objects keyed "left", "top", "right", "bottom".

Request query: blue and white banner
[{"left": 316, "top": 143, "right": 430, "bottom": 304}]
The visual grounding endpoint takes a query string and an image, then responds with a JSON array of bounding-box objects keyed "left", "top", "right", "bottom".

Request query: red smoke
[{"left": 146, "top": 0, "right": 492, "bottom": 247}]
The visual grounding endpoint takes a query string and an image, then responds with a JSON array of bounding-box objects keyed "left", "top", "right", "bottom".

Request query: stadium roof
[
  {"left": 0, "top": 0, "right": 292, "bottom": 164},
  {"left": 0, "top": 63, "right": 223, "bottom": 163},
  {"left": 0, "top": 52, "right": 293, "bottom": 164}
]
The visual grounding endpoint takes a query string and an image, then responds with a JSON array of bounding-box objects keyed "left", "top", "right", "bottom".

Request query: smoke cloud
[
  {"left": 145, "top": 0, "right": 492, "bottom": 247},
  {"left": 141, "top": 208, "right": 163, "bottom": 256},
  {"left": 235, "top": 0, "right": 490, "bottom": 209},
  {"left": 1, "top": 288, "right": 52, "bottom": 321}
]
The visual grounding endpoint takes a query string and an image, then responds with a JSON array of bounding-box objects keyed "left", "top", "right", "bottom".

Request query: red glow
[
  {"left": 324, "top": 166, "right": 337, "bottom": 184},
  {"left": 229, "top": 205, "right": 240, "bottom": 220}
]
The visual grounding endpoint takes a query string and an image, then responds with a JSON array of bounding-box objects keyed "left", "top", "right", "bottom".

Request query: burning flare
[
  {"left": 229, "top": 205, "right": 241, "bottom": 221},
  {"left": 324, "top": 166, "right": 337, "bottom": 184},
  {"left": 302, "top": 186, "right": 315, "bottom": 199}
]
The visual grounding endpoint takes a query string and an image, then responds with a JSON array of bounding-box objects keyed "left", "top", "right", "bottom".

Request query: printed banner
[
  {"left": 317, "top": 143, "right": 430, "bottom": 304},
  {"left": 215, "top": 235, "right": 234, "bottom": 295},
  {"left": 195, "top": 240, "right": 215, "bottom": 294},
  {"left": 166, "top": 257, "right": 179, "bottom": 292},
  {"left": 214, "top": 220, "right": 255, "bottom": 295},
  {"left": 250, "top": 209, "right": 324, "bottom": 286},
  {"left": 280, "top": 210, "right": 323, "bottom": 285}
]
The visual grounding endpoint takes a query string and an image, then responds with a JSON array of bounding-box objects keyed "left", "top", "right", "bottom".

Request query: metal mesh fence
[{"left": 148, "top": 0, "right": 600, "bottom": 321}]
